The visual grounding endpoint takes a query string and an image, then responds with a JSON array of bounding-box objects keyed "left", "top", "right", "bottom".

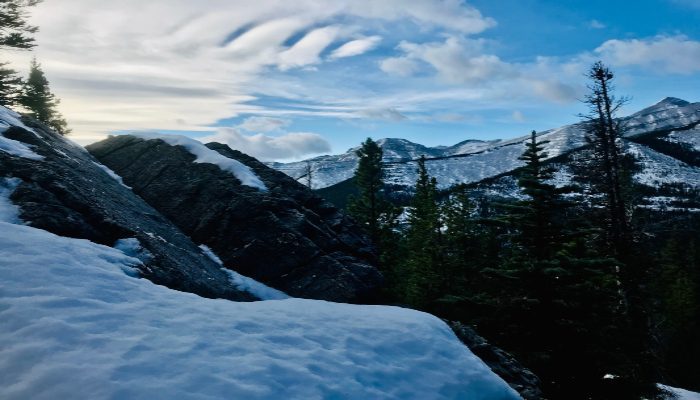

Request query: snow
[
  {"left": 92, "top": 161, "right": 131, "bottom": 189},
  {"left": 667, "top": 128, "right": 700, "bottom": 152},
  {"left": 0, "top": 106, "right": 44, "bottom": 160},
  {"left": 130, "top": 132, "right": 268, "bottom": 191},
  {"left": 0, "top": 221, "right": 520, "bottom": 400},
  {"left": 114, "top": 237, "right": 154, "bottom": 265},
  {"left": 659, "top": 384, "right": 700, "bottom": 400},
  {"left": 0, "top": 177, "right": 22, "bottom": 223},
  {"left": 199, "top": 244, "right": 290, "bottom": 300}
]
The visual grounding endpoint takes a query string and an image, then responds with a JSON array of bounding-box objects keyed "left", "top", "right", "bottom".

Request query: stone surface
[
  {"left": 87, "top": 135, "right": 383, "bottom": 302},
  {"left": 449, "top": 321, "right": 544, "bottom": 400},
  {"left": 1, "top": 117, "right": 254, "bottom": 301}
]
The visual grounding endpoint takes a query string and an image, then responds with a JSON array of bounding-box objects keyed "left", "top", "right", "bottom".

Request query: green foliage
[
  {"left": 0, "top": 0, "right": 42, "bottom": 50},
  {"left": 0, "top": 60, "right": 22, "bottom": 106},
  {"left": 18, "top": 58, "right": 70, "bottom": 135}
]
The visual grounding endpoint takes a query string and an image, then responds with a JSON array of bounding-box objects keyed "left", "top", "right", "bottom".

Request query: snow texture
[
  {"left": 199, "top": 244, "right": 290, "bottom": 300},
  {"left": 131, "top": 132, "right": 267, "bottom": 191},
  {"left": 0, "top": 177, "right": 22, "bottom": 224},
  {"left": 659, "top": 384, "right": 700, "bottom": 400},
  {"left": 0, "top": 221, "right": 520, "bottom": 400},
  {"left": 92, "top": 161, "right": 131, "bottom": 189},
  {"left": 114, "top": 237, "right": 153, "bottom": 266}
]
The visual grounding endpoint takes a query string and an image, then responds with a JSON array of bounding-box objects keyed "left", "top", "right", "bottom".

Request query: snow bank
[
  {"left": 0, "top": 106, "right": 44, "bottom": 160},
  {"left": 92, "top": 161, "right": 131, "bottom": 189},
  {"left": 0, "top": 221, "right": 519, "bottom": 400},
  {"left": 199, "top": 244, "right": 289, "bottom": 300},
  {"left": 659, "top": 384, "right": 700, "bottom": 400},
  {"left": 130, "top": 132, "right": 267, "bottom": 191},
  {"left": 0, "top": 177, "right": 22, "bottom": 223}
]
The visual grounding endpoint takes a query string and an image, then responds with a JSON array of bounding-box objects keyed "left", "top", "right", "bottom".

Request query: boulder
[
  {"left": 0, "top": 110, "right": 254, "bottom": 301},
  {"left": 87, "top": 135, "right": 383, "bottom": 302}
]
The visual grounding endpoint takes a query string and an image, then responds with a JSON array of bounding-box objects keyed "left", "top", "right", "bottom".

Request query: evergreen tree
[
  {"left": 0, "top": 61, "right": 22, "bottom": 106},
  {"left": 0, "top": 0, "right": 41, "bottom": 50},
  {"left": 18, "top": 58, "right": 69, "bottom": 134},
  {"left": 402, "top": 155, "right": 443, "bottom": 306},
  {"left": 348, "top": 138, "right": 389, "bottom": 244},
  {"left": 580, "top": 61, "right": 631, "bottom": 257}
]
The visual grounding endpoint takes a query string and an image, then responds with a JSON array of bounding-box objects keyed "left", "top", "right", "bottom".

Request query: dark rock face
[
  {"left": 87, "top": 135, "right": 383, "bottom": 302},
  {"left": 449, "top": 321, "right": 544, "bottom": 400},
  {"left": 0, "top": 117, "right": 254, "bottom": 301}
]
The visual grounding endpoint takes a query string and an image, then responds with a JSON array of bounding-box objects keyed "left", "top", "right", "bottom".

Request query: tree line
[
  {"left": 348, "top": 62, "right": 699, "bottom": 399},
  {"left": 1, "top": 0, "right": 69, "bottom": 134}
]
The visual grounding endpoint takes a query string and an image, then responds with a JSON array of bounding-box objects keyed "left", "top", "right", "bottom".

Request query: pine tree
[
  {"left": 348, "top": 138, "right": 388, "bottom": 244},
  {"left": 402, "top": 155, "right": 443, "bottom": 306},
  {"left": 0, "top": 61, "right": 22, "bottom": 106},
  {"left": 0, "top": 0, "right": 41, "bottom": 50},
  {"left": 18, "top": 57, "right": 69, "bottom": 134},
  {"left": 580, "top": 61, "right": 632, "bottom": 257}
]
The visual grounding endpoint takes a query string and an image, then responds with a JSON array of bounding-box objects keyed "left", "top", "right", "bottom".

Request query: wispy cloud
[
  {"left": 329, "top": 36, "right": 382, "bottom": 59},
  {"left": 201, "top": 128, "right": 331, "bottom": 161}
]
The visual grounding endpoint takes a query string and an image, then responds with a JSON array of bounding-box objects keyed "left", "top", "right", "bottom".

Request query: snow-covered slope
[
  {"left": 0, "top": 219, "right": 520, "bottom": 400},
  {"left": 271, "top": 98, "right": 700, "bottom": 190}
]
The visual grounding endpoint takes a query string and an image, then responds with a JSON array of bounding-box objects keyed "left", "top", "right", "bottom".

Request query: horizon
[{"left": 5, "top": 0, "right": 700, "bottom": 161}]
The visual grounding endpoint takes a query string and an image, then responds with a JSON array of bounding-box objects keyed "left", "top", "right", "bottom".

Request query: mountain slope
[{"left": 271, "top": 98, "right": 700, "bottom": 193}]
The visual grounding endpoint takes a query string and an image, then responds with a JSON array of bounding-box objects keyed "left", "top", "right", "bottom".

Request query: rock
[
  {"left": 449, "top": 321, "right": 544, "bottom": 400},
  {"left": 0, "top": 112, "right": 254, "bottom": 301},
  {"left": 87, "top": 135, "right": 383, "bottom": 302}
]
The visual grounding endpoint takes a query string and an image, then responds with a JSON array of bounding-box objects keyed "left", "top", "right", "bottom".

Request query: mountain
[
  {"left": 270, "top": 98, "right": 700, "bottom": 197},
  {"left": 86, "top": 133, "right": 383, "bottom": 302}
]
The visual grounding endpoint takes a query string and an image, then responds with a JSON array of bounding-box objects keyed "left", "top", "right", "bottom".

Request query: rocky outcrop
[
  {"left": 87, "top": 135, "right": 383, "bottom": 302},
  {"left": 449, "top": 321, "right": 544, "bottom": 400},
  {"left": 0, "top": 111, "right": 254, "bottom": 301}
]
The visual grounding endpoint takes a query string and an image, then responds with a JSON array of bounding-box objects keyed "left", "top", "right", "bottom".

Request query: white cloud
[
  {"left": 511, "top": 110, "right": 525, "bottom": 122},
  {"left": 277, "top": 26, "right": 340, "bottom": 71},
  {"left": 329, "top": 36, "right": 381, "bottom": 59},
  {"left": 238, "top": 116, "right": 291, "bottom": 132},
  {"left": 382, "top": 37, "right": 516, "bottom": 84},
  {"left": 357, "top": 108, "right": 406, "bottom": 121},
  {"left": 589, "top": 19, "right": 606, "bottom": 29},
  {"left": 6, "top": 0, "right": 496, "bottom": 143},
  {"left": 379, "top": 57, "right": 420, "bottom": 77},
  {"left": 201, "top": 128, "right": 332, "bottom": 161},
  {"left": 595, "top": 35, "right": 700, "bottom": 74}
]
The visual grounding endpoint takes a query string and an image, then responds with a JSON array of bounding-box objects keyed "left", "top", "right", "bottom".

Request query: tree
[
  {"left": 0, "top": 0, "right": 42, "bottom": 106},
  {"left": 0, "top": 61, "right": 22, "bottom": 106},
  {"left": 18, "top": 57, "right": 69, "bottom": 134},
  {"left": 0, "top": 0, "right": 42, "bottom": 50},
  {"left": 402, "top": 155, "right": 443, "bottom": 306},
  {"left": 348, "top": 138, "right": 388, "bottom": 244},
  {"left": 580, "top": 61, "right": 631, "bottom": 257}
]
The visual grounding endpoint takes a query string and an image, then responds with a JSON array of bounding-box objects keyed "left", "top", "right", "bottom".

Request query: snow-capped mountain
[{"left": 270, "top": 97, "right": 700, "bottom": 191}]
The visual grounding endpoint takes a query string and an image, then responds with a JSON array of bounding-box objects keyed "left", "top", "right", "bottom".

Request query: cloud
[
  {"left": 277, "top": 26, "right": 340, "bottom": 71},
  {"left": 357, "top": 108, "right": 407, "bottom": 121},
  {"left": 329, "top": 36, "right": 381, "bottom": 59},
  {"left": 201, "top": 129, "right": 331, "bottom": 161},
  {"left": 589, "top": 19, "right": 606, "bottom": 29},
  {"left": 382, "top": 36, "right": 516, "bottom": 84},
  {"left": 595, "top": 35, "right": 700, "bottom": 74},
  {"left": 238, "top": 116, "right": 291, "bottom": 132},
  {"left": 6, "top": 0, "right": 496, "bottom": 143},
  {"left": 379, "top": 57, "right": 420, "bottom": 77},
  {"left": 511, "top": 110, "right": 525, "bottom": 122}
]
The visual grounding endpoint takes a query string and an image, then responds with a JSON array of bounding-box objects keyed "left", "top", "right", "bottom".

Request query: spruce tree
[
  {"left": 349, "top": 138, "right": 388, "bottom": 244},
  {"left": 0, "top": 61, "right": 22, "bottom": 106},
  {"left": 402, "top": 155, "right": 443, "bottom": 306},
  {"left": 0, "top": 0, "right": 41, "bottom": 50},
  {"left": 18, "top": 57, "right": 69, "bottom": 134}
]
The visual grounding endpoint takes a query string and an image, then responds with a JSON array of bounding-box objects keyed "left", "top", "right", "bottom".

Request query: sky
[{"left": 4, "top": 0, "right": 700, "bottom": 161}]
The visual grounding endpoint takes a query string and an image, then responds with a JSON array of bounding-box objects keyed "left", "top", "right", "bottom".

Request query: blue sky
[{"left": 10, "top": 0, "right": 700, "bottom": 160}]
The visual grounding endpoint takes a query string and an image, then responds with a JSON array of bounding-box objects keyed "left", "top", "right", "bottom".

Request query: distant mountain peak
[{"left": 657, "top": 97, "right": 690, "bottom": 107}]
